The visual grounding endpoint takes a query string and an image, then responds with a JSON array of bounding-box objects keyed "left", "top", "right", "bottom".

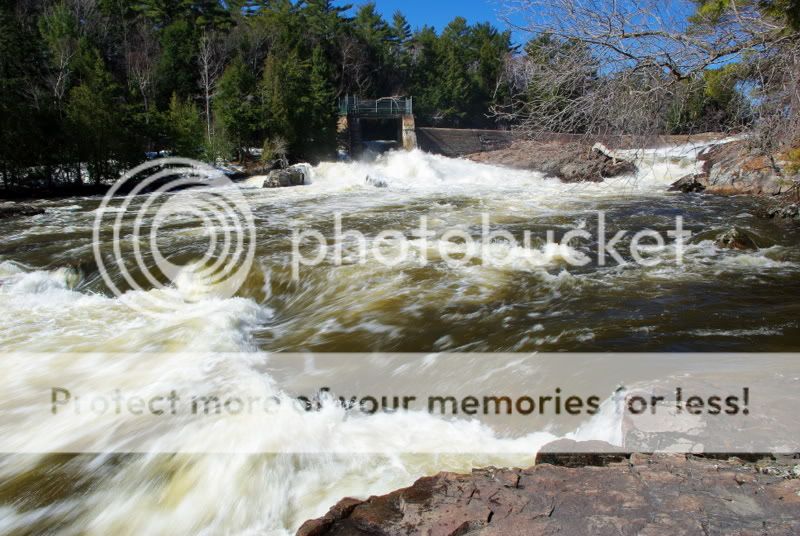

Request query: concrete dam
[{"left": 337, "top": 96, "right": 520, "bottom": 159}]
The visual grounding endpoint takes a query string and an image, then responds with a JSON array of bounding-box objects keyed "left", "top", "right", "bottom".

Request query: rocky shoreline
[
  {"left": 298, "top": 450, "right": 800, "bottom": 536},
  {"left": 467, "top": 136, "right": 794, "bottom": 200},
  {"left": 467, "top": 140, "right": 637, "bottom": 183}
]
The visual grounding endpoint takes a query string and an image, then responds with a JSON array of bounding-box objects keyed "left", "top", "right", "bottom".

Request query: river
[{"left": 1, "top": 145, "right": 799, "bottom": 534}]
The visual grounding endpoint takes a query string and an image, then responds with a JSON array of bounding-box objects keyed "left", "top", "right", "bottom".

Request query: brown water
[{"left": 0, "top": 146, "right": 799, "bottom": 534}]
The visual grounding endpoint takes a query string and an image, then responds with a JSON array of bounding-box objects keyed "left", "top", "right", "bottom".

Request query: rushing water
[{"left": 1, "top": 145, "right": 799, "bottom": 534}]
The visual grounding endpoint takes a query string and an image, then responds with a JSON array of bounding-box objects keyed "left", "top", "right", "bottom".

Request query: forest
[
  {"left": 0, "top": 0, "right": 514, "bottom": 192},
  {"left": 1, "top": 0, "right": 798, "bottom": 194}
]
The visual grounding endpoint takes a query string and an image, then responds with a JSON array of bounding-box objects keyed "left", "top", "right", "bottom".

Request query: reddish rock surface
[
  {"left": 297, "top": 454, "right": 800, "bottom": 536},
  {"left": 467, "top": 141, "right": 635, "bottom": 183},
  {"left": 698, "top": 140, "right": 784, "bottom": 196}
]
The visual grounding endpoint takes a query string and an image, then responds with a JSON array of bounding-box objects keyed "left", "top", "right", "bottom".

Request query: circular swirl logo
[{"left": 92, "top": 158, "right": 256, "bottom": 317}]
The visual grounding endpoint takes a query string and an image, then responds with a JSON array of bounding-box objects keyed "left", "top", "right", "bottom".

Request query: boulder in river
[
  {"left": 668, "top": 173, "right": 707, "bottom": 193},
  {"left": 0, "top": 202, "right": 45, "bottom": 219},
  {"left": 365, "top": 175, "right": 388, "bottom": 188},
  {"left": 714, "top": 227, "right": 761, "bottom": 250},
  {"left": 297, "top": 454, "right": 800, "bottom": 535},
  {"left": 263, "top": 165, "right": 308, "bottom": 188},
  {"left": 767, "top": 203, "right": 800, "bottom": 220}
]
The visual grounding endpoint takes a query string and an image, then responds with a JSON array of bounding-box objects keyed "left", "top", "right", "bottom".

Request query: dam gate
[{"left": 337, "top": 96, "right": 417, "bottom": 158}]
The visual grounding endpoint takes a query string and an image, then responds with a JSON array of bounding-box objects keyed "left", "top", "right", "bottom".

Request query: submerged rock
[
  {"left": 767, "top": 203, "right": 800, "bottom": 220},
  {"left": 715, "top": 227, "right": 761, "bottom": 250},
  {"left": 690, "top": 226, "right": 770, "bottom": 250},
  {"left": 0, "top": 203, "right": 45, "bottom": 219},
  {"left": 668, "top": 173, "right": 707, "bottom": 193},
  {"left": 297, "top": 454, "right": 800, "bottom": 536},
  {"left": 365, "top": 175, "right": 388, "bottom": 188}
]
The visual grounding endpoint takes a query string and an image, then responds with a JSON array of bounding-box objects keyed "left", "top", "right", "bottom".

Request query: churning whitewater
[{"left": 1, "top": 145, "right": 800, "bottom": 534}]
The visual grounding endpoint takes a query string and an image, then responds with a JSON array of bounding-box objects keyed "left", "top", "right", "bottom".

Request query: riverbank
[
  {"left": 466, "top": 135, "right": 794, "bottom": 200},
  {"left": 298, "top": 451, "right": 800, "bottom": 535}
]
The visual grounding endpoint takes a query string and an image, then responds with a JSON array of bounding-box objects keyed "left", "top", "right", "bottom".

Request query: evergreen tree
[
  {"left": 307, "top": 45, "right": 336, "bottom": 159},
  {"left": 66, "top": 54, "right": 127, "bottom": 184},
  {"left": 215, "top": 56, "right": 259, "bottom": 160},
  {"left": 166, "top": 93, "right": 205, "bottom": 157},
  {"left": 0, "top": 1, "right": 525, "bottom": 194}
]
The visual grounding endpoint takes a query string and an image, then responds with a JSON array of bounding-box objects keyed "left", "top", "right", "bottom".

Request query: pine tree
[
  {"left": 166, "top": 92, "right": 204, "bottom": 157},
  {"left": 66, "top": 54, "right": 126, "bottom": 183},
  {"left": 307, "top": 45, "right": 336, "bottom": 158},
  {"left": 215, "top": 57, "right": 259, "bottom": 160}
]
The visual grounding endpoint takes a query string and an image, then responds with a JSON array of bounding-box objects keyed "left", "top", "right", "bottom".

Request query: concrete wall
[
  {"left": 401, "top": 115, "right": 417, "bottom": 151},
  {"left": 416, "top": 128, "right": 522, "bottom": 157}
]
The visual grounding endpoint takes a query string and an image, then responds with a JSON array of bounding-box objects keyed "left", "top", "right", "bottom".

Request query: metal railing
[{"left": 339, "top": 96, "right": 413, "bottom": 117}]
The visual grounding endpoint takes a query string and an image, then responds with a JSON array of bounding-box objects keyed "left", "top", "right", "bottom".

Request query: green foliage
[
  {"left": 262, "top": 136, "right": 288, "bottom": 166},
  {"left": 694, "top": 0, "right": 800, "bottom": 30},
  {"left": 0, "top": 0, "right": 515, "bottom": 193},
  {"left": 66, "top": 54, "right": 128, "bottom": 183},
  {"left": 215, "top": 57, "right": 259, "bottom": 160},
  {"left": 166, "top": 93, "right": 204, "bottom": 158},
  {"left": 666, "top": 66, "right": 749, "bottom": 134},
  {"left": 155, "top": 20, "right": 197, "bottom": 105}
]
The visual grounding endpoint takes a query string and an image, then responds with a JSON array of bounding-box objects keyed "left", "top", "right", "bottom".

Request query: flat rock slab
[
  {"left": 297, "top": 454, "right": 800, "bottom": 536},
  {"left": 0, "top": 203, "right": 45, "bottom": 219}
]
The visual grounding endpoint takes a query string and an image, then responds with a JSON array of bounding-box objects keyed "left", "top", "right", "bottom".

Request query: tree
[
  {"left": 215, "top": 56, "right": 258, "bottom": 160},
  {"left": 155, "top": 19, "right": 197, "bottom": 105},
  {"left": 499, "top": 0, "right": 799, "bottom": 144},
  {"left": 260, "top": 50, "right": 308, "bottom": 152},
  {"left": 66, "top": 54, "right": 127, "bottom": 184},
  {"left": 197, "top": 29, "right": 224, "bottom": 143},
  {"left": 1, "top": 0, "right": 525, "bottom": 195},
  {"left": 166, "top": 92, "right": 204, "bottom": 157},
  {"left": 307, "top": 44, "right": 336, "bottom": 158},
  {"left": 128, "top": 22, "right": 160, "bottom": 123},
  {"left": 39, "top": 1, "right": 79, "bottom": 104}
]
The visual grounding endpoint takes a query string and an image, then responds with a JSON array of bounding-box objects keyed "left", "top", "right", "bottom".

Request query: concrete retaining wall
[
  {"left": 416, "top": 129, "right": 720, "bottom": 157},
  {"left": 416, "top": 128, "right": 521, "bottom": 157}
]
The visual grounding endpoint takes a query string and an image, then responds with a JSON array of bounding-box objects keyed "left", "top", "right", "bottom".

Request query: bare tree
[
  {"left": 496, "top": 0, "right": 798, "bottom": 145},
  {"left": 338, "top": 33, "right": 373, "bottom": 96},
  {"left": 128, "top": 22, "right": 159, "bottom": 122},
  {"left": 39, "top": 2, "right": 79, "bottom": 104},
  {"left": 745, "top": 39, "right": 800, "bottom": 163},
  {"left": 198, "top": 30, "right": 225, "bottom": 143}
]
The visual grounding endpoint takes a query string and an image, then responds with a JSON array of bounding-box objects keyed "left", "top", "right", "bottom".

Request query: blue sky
[{"left": 336, "top": 0, "right": 527, "bottom": 43}]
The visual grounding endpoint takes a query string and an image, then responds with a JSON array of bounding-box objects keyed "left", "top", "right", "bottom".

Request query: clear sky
[{"left": 336, "top": 0, "right": 527, "bottom": 44}]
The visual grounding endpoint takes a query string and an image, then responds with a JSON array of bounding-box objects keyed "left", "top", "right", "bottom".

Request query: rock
[
  {"left": 767, "top": 206, "right": 783, "bottom": 218},
  {"left": 689, "top": 227, "right": 771, "bottom": 250},
  {"left": 297, "top": 498, "right": 362, "bottom": 536},
  {"left": 698, "top": 140, "right": 783, "bottom": 195},
  {"left": 299, "top": 455, "right": 800, "bottom": 535},
  {"left": 785, "top": 204, "right": 800, "bottom": 218},
  {"left": 668, "top": 173, "right": 707, "bottom": 193},
  {"left": 714, "top": 227, "right": 760, "bottom": 250},
  {"left": 534, "top": 439, "right": 629, "bottom": 467},
  {"left": 559, "top": 145, "right": 637, "bottom": 183},
  {"left": 365, "top": 175, "right": 388, "bottom": 188},
  {"left": 263, "top": 168, "right": 305, "bottom": 188},
  {"left": 0, "top": 203, "right": 45, "bottom": 219},
  {"left": 467, "top": 140, "right": 637, "bottom": 183}
]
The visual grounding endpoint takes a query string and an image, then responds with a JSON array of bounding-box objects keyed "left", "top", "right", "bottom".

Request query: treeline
[
  {"left": 0, "top": 0, "right": 512, "bottom": 192},
  {"left": 498, "top": 0, "right": 800, "bottom": 152}
]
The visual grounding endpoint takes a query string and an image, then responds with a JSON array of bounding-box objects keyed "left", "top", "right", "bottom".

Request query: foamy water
[{"left": 1, "top": 142, "right": 799, "bottom": 534}]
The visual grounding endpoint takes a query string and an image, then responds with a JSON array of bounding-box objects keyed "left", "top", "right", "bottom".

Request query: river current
[{"left": 1, "top": 145, "right": 799, "bottom": 534}]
